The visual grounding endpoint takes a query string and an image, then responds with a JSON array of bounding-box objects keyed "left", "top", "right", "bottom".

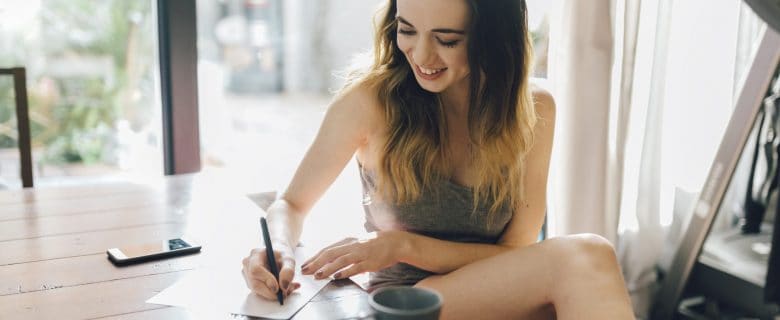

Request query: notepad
[{"left": 147, "top": 250, "right": 330, "bottom": 319}]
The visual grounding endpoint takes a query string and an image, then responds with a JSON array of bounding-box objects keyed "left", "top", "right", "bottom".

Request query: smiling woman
[
  {"left": 240, "top": 0, "right": 635, "bottom": 319},
  {"left": 395, "top": 4, "right": 470, "bottom": 93}
]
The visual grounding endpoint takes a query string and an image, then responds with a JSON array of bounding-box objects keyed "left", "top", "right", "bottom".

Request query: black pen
[{"left": 260, "top": 217, "right": 284, "bottom": 305}]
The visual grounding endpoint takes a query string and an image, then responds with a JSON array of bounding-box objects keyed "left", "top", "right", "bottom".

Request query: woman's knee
[
  {"left": 572, "top": 233, "right": 618, "bottom": 260},
  {"left": 548, "top": 233, "right": 621, "bottom": 277}
]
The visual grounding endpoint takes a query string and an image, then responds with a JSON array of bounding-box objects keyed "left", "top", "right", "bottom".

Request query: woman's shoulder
[
  {"left": 330, "top": 81, "right": 384, "bottom": 123},
  {"left": 530, "top": 84, "right": 556, "bottom": 120},
  {"left": 330, "top": 80, "right": 386, "bottom": 168}
]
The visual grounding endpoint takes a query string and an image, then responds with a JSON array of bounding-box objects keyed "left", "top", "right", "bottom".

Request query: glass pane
[
  {"left": 0, "top": 0, "right": 163, "bottom": 188},
  {"left": 0, "top": 75, "right": 20, "bottom": 187},
  {"left": 528, "top": 0, "right": 551, "bottom": 78}
]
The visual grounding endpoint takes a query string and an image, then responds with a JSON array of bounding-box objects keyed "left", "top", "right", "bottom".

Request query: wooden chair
[{"left": 0, "top": 67, "right": 33, "bottom": 188}]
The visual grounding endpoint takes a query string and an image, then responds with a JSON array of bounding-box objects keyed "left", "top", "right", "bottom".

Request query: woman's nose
[{"left": 412, "top": 38, "right": 435, "bottom": 66}]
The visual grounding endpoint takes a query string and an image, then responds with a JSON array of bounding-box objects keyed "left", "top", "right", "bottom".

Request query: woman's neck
[{"left": 440, "top": 77, "right": 471, "bottom": 119}]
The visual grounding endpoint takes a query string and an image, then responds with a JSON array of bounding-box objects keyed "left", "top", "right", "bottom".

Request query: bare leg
[{"left": 415, "top": 234, "right": 634, "bottom": 320}]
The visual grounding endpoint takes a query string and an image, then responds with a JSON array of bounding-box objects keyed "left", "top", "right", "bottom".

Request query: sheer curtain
[
  {"left": 547, "top": 0, "right": 754, "bottom": 317},
  {"left": 546, "top": 0, "right": 616, "bottom": 242}
]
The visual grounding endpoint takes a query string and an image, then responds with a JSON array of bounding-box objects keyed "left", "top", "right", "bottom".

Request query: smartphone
[{"left": 107, "top": 237, "right": 201, "bottom": 266}]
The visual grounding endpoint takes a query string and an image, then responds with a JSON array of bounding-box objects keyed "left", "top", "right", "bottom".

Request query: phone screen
[{"left": 118, "top": 238, "right": 193, "bottom": 259}]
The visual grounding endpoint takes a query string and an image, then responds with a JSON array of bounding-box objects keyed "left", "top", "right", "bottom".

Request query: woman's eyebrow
[
  {"left": 397, "top": 16, "right": 415, "bottom": 27},
  {"left": 396, "top": 16, "right": 466, "bottom": 35}
]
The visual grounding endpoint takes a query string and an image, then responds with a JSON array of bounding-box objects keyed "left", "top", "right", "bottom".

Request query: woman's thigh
[{"left": 414, "top": 239, "right": 561, "bottom": 320}]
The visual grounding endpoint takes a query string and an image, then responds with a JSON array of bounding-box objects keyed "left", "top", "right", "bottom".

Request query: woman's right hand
[{"left": 242, "top": 245, "right": 301, "bottom": 300}]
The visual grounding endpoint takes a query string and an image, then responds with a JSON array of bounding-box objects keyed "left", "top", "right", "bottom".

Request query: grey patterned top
[{"left": 358, "top": 161, "right": 514, "bottom": 289}]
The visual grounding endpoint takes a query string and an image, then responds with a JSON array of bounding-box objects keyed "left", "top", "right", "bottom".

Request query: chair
[{"left": 0, "top": 67, "right": 33, "bottom": 188}]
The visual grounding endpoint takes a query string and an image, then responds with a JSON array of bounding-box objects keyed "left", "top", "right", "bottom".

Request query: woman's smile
[{"left": 415, "top": 64, "right": 448, "bottom": 80}]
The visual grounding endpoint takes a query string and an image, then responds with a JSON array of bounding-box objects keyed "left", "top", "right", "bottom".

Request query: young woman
[{"left": 242, "top": 0, "right": 635, "bottom": 318}]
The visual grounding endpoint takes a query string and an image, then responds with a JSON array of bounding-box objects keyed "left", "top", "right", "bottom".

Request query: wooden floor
[{"left": 0, "top": 174, "right": 374, "bottom": 319}]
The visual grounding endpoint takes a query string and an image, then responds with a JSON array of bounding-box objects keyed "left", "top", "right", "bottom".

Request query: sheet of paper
[
  {"left": 349, "top": 272, "right": 371, "bottom": 291},
  {"left": 147, "top": 250, "right": 330, "bottom": 319}
]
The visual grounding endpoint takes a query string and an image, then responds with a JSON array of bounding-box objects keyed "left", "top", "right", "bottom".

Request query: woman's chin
[{"left": 416, "top": 81, "right": 446, "bottom": 93}]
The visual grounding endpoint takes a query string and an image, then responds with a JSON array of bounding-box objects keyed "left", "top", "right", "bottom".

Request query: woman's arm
[
  {"left": 302, "top": 230, "right": 513, "bottom": 279},
  {"left": 396, "top": 231, "right": 513, "bottom": 274},
  {"left": 267, "top": 85, "right": 378, "bottom": 250},
  {"left": 498, "top": 88, "right": 556, "bottom": 247},
  {"left": 400, "top": 89, "right": 556, "bottom": 273},
  {"left": 306, "top": 89, "right": 556, "bottom": 279},
  {"left": 243, "top": 83, "right": 381, "bottom": 298}
]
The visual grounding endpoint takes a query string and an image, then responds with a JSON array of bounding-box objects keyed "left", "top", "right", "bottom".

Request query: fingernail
[
  {"left": 301, "top": 265, "right": 309, "bottom": 273},
  {"left": 315, "top": 271, "right": 323, "bottom": 279},
  {"left": 266, "top": 279, "right": 277, "bottom": 292},
  {"left": 334, "top": 272, "right": 342, "bottom": 279},
  {"left": 281, "top": 280, "right": 289, "bottom": 290}
]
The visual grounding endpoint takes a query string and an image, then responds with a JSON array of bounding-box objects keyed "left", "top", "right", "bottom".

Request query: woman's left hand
[{"left": 300, "top": 231, "right": 409, "bottom": 280}]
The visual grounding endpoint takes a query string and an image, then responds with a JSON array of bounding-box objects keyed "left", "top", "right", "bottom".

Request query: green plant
[
  {"left": 0, "top": 80, "right": 14, "bottom": 148},
  {"left": 0, "top": 0, "right": 155, "bottom": 165}
]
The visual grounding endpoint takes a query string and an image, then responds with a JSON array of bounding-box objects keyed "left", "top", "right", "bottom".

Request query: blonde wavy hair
[{"left": 343, "top": 0, "right": 537, "bottom": 217}]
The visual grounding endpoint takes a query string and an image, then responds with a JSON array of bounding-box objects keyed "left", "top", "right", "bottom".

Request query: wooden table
[{"left": 0, "top": 173, "right": 374, "bottom": 319}]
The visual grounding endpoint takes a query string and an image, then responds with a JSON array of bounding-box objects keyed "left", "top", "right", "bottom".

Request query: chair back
[{"left": 0, "top": 67, "right": 33, "bottom": 188}]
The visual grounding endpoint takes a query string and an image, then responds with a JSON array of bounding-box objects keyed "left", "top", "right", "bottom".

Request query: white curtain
[
  {"left": 611, "top": 0, "right": 670, "bottom": 315},
  {"left": 547, "top": 0, "right": 617, "bottom": 242},
  {"left": 547, "top": 0, "right": 754, "bottom": 318},
  {"left": 548, "top": 2, "right": 666, "bottom": 314}
]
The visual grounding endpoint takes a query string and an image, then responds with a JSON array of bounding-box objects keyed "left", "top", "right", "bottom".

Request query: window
[{"left": 0, "top": 0, "right": 163, "bottom": 187}]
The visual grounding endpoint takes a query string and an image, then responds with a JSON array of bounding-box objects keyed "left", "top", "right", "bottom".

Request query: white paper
[
  {"left": 147, "top": 250, "right": 330, "bottom": 319},
  {"left": 349, "top": 272, "right": 371, "bottom": 291}
]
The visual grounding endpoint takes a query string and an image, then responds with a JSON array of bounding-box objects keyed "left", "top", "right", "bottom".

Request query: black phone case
[{"left": 107, "top": 245, "right": 202, "bottom": 266}]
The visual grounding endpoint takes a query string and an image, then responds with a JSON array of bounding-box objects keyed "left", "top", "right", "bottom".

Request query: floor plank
[
  {"left": 0, "top": 190, "right": 177, "bottom": 221},
  {"left": 0, "top": 204, "right": 191, "bottom": 242},
  {"left": 0, "top": 271, "right": 191, "bottom": 320},
  {"left": 0, "top": 252, "right": 201, "bottom": 296},
  {"left": 0, "top": 223, "right": 187, "bottom": 266},
  {"left": 0, "top": 183, "right": 148, "bottom": 205}
]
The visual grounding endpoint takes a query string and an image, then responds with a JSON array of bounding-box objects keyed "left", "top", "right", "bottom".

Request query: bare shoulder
[
  {"left": 328, "top": 81, "right": 385, "bottom": 137},
  {"left": 531, "top": 85, "right": 556, "bottom": 123},
  {"left": 330, "top": 81, "right": 387, "bottom": 167}
]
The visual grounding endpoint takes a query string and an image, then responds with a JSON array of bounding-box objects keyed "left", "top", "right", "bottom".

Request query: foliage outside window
[{"left": 0, "top": 0, "right": 156, "bottom": 167}]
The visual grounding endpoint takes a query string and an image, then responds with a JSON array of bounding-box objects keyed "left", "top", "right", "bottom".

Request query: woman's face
[{"left": 395, "top": 0, "right": 471, "bottom": 94}]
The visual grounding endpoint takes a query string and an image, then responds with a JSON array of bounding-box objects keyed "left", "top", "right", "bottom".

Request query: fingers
[
  {"left": 302, "top": 237, "right": 356, "bottom": 266},
  {"left": 333, "top": 262, "right": 368, "bottom": 280},
  {"left": 278, "top": 254, "right": 296, "bottom": 291},
  {"left": 261, "top": 248, "right": 285, "bottom": 270},
  {"left": 283, "top": 282, "right": 302, "bottom": 297},
  {"left": 301, "top": 243, "right": 354, "bottom": 276},
  {"left": 242, "top": 248, "right": 291, "bottom": 300},
  {"left": 242, "top": 255, "right": 279, "bottom": 300},
  {"left": 312, "top": 253, "right": 359, "bottom": 280},
  {"left": 250, "top": 248, "right": 283, "bottom": 270}
]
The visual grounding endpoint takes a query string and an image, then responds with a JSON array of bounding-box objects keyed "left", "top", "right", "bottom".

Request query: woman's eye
[
  {"left": 438, "top": 39, "right": 460, "bottom": 48},
  {"left": 398, "top": 29, "right": 416, "bottom": 36}
]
